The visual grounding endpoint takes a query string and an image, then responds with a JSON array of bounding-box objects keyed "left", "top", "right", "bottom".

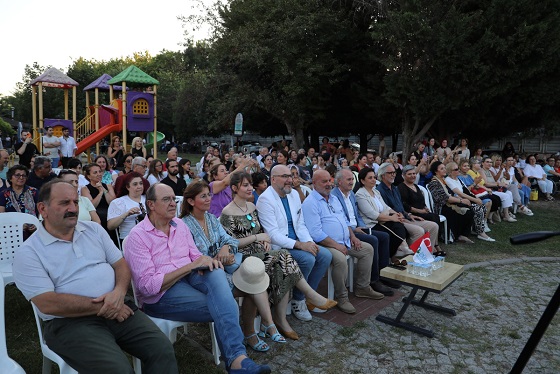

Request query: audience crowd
[{"left": 3, "top": 133, "right": 559, "bottom": 373}]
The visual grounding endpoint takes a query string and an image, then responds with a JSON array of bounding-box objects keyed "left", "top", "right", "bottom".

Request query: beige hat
[{"left": 232, "top": 257, "right": 269, "bottom": 294}]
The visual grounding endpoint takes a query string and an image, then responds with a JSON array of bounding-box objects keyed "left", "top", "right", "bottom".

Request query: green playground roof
[{"left": 107, "top": 65, "right": 159, "bottom": 86}]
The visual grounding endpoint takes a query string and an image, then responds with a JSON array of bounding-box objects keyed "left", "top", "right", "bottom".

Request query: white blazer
[{"left": 256, "top": 186, "right": 313, "bottom": 250}]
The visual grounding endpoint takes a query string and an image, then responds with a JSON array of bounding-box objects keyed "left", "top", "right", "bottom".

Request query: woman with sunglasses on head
[
  {"left": 107, "top": 172, "right": 147, "bottom": 241},
  {"left": 118, "top": 153, "right": 134, "bottom": 176},
  {"left": 219, "top": 173, "right": 336, "bottom": 341},
  {"left": 57, "top": 169, "right": 101, "bottom": 224},
  {"left": 182, "top": 181, "right": 286, "bottom": 351}
]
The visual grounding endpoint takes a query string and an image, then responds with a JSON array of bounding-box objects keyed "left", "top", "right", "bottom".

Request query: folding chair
[{"left": 418, "top": 185, "right": 448, "bottom": 244}]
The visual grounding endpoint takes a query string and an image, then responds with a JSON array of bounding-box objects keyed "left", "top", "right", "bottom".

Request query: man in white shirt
[
  {"left": 42, "top": 127, "right": 61, "bottom": 168},
  {"left": 58, "top": 127, "right": 77, "bottom": 168}
]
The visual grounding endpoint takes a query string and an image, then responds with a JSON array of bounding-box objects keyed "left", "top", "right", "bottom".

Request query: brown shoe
[
  {"left": 336, "top": 298, "right": 356, "bottom": 314},
  {"left": 354, "top": 286, "right": 385, "bottom": 300}
]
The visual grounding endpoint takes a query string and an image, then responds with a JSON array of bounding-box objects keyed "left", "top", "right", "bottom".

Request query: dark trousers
[
  {"left": 44, "top": 305, "right": 178, "bottom": 374},
  {"left": 61, "top": 157, "right": 73, "bottom": 168}
]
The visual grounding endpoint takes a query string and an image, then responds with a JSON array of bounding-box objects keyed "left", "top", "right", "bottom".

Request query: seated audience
[
  {"left": 480, "top": 157, "right": 516, "bottom": 221},
  {"left": 350, "top": 154, "right": 368, "bottom": 173},
  {"left": 0, "top": 165, "right": 38, "bottom": 216},
  {"left": 114, "top": 157, "right": 150, "bottom": 196},
  {"left": 523, "top": 155, "right": 555, "bottom": 201},
  {"left": 118, "top": 153, "right": 134, "bottom": 175},
  {"left": 543, "top": 156, "right": 560, "bottom": 182},
  {"left": 81, "top": 163, "right": 116, "bottom": 230},
  {"left": 256, "top": 165, "right": 332, "bottom": 322},
  {"left": 124, "top": 184, "right": 272, "bottom": 374},
  {"left": 67, "top": 158, "right": 89, "bottom": 190},
  {"left": 14, "top": 180, "right": 177, "bottom": 373},
  {"left": 377, "top": 163, "right": 442, "bottom": 253},
  {"left": 220, "top": 173, "right": 336, "bottom": 340},
  {"left": 355, "top": 167, "right": 410, "bottom": 260},
  {"left": 57, "top": 169, "right": 101, "bottom": 224},
  {"left": 427, "top": 161, "right": 476, "bottom": 244},
  {"left": 289, "top": 165, "right": 311, "bottom": 203},
  {"left": 303, "top": 170, "right": 381, "bottom": 314},
  {"left": 160, "top": 159, "right": 187, "bottom": 196},
  {"left": 107, "top": 172, "right": 147, "bottom": 240},
  {"left": 27, "top": 156, "right": 57, "bottom": 190},
  {"left": 146, "top": 159, "right": 166, "bottom": 185},
  {"left": 444, "top": 162, "right": 495, "bottom": 242},
  {"left": 179, "top": 158, "right": 194, "bottom": 186},
  {"left": 465, "top": 158, "right": 503, "bottom": 224},
  {"left": 496, "top": 156, "right": 534, "bottom": 216},
  {"left": 209, "top": 159, "right": 252, "bottom": 217},
  {"left": 95, "top": 154, "right": 117, "bottom": 186}
]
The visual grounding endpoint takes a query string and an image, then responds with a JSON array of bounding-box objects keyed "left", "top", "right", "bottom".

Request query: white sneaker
[
  {"left": 503, "top": 215, "right": 517, "bottom": 223},
  {"left": 477, "top": 234, "right": 496, "bottom": 242},
  {"left": 395, "top": 247, "right": 414, "bottom": 257},
  {"left": 519, "top": 206, "right": 534, "bottom": 216},
  {"left": 291, "top": 300, "right": 312, "bottom": 321}
]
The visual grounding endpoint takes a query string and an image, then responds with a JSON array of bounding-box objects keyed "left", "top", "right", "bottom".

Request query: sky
[{"left": 0, "top": 0, "right": 212, "bottom": 96}]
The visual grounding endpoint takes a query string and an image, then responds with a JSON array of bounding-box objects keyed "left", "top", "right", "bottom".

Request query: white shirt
[
  {"left": 342, "top": 193, "right": 358, "bottom": 227},
  {"left": 523, "top": 164, "right": 546, "bottom": 179},
  {"left": 107, "top": 195, "right": 147, "bottom": 238},
  {"left": 444, "top": 177, "right": 463, "bottom": 194},
  {"left": 59, "top": 135, "right": 77, "bottom": 157}
]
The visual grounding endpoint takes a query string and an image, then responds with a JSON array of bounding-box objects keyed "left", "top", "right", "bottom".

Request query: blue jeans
[
  {"left": 355, "top": 230, "right": 390, "bottom": 282},
  {"left": 288, "top": 245, "right": 332, "bottom": 301},
  {"left": 520, "top": 184, "right": 531, "bottom": 205},
  {"left": 142, "top": 269, "right": 245, "bottom": 368}
]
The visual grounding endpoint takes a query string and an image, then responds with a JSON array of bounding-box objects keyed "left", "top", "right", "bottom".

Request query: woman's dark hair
[
  {"left": 122, "top": 153, "right": 134, "bottom": 167},
  {"left": 230, "top": 171, "right": 252, "bottom": 195},
  {"left": 67, "top": 158, "right": 82, "bottom": 170},
  {"left": 117, "top": 171, "right": 145, "bottom": 198},
  {"left": 251, "top": 172, "right": 267, "bottom": 189},
  {"left": 7, "top": 165, "right": 29, "bottom": 181},
  {"left": 57, "top": 169, "right": 78, "bottom": 178},
  {"left": 180, "top": 180, "right": 210, "bottom": 217},
  {"left": 430, "top": 161, "right": 443, "bottom": 175},
  {"left": 358, "top": 167, "right": 374, "bottom": 187},
  {"left": 325, "top": 164, "right": 337, "bottom": 178},
  {"left": 94, "top": 155, "right": 110, "bottom": 172},
  {"left": 277, "top": 150, "right": 289, "bottom": 164},
  {"left": 178, "top": 158, "right": 191, "bottom": 177},
  {"left": 83, "top": 163, "right": 101, "bottom": 181},
  {"left": 148, "top": 159, "right": 164, "bottom": 179},
  {"left": 296, "top": 153, "right": 306, "bottom": 164},
  {"left": 358, "top": 154, "right": 367, "bottom": 163}
]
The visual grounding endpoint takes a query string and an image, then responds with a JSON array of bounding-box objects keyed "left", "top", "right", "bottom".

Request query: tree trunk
[
  {"left": 284, "top": 120, "right": 306, "bottom": 150},
  {"left": 359, "top": 133, "right": 369, "bottom": 154},
  {"left": 401, "top": 109, "right": 441, "bottom": 158}
]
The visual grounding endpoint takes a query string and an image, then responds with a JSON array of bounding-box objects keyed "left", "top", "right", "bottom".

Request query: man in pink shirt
[{"left": 124, "top": 183, "right": 271, "bottom": 374}]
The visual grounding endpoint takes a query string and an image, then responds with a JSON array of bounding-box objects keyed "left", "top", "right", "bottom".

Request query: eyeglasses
[
  {"left": 138, "top": 164, "right": 148, "bottom": 168},
  {"left": 246, "top": 214, "right": 256, "bottom": 228},
  {"left": 13, "top": 174, "right": 27, "bottom": 179},
  {"left": 159, "top": 196, "right": 176, "bottom": 204},
  {"left": 125, "top": 159, "right": 132, "bottom": 163},
  {"left": 386, "top": 171, "right": 396, "bottom": 175},
  {"left": 452, "top": 168, "right": 459, "bottom": 171},
  {"left": 273, "top": 174, "right": 293, "bottom": 179}
]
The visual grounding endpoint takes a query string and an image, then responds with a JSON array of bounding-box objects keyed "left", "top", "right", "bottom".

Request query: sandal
[
  {"left": 392, "top": 259, "right": 408, "bottom": 266},
  {"left": 243, "top": 333, "right": 270, "bottom": 352},
  {"left": 433, "top": 245, "right": 447, "bottom": 257},
  {"left": 258, "top": 323, "right": 286, "bottom": 343}
]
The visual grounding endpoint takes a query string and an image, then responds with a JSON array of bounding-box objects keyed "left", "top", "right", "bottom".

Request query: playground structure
[{"left": 29, "top": 66, "right": 164, "bottom": 161}]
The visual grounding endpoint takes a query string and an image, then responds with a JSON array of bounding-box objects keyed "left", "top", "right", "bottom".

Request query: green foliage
[{"left": 0, "top": 118, "right": 15, "bottom": 135}]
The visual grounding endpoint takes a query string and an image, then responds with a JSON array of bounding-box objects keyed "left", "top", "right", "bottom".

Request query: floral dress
[{"left": 220, "top": 210, "right": 302, "bottom": 305}]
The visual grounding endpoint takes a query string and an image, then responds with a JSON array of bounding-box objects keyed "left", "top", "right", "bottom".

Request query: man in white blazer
[{"left": 256, "top": 165, "right": 332, "bottom": 321}]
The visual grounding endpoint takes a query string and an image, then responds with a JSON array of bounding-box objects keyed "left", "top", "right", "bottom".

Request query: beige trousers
[
  {"left": 325, "top": 240, "right": 373, "bottom": 300},
  {"left": 404, "top": 220, "right": 440, "bottom": 246}
]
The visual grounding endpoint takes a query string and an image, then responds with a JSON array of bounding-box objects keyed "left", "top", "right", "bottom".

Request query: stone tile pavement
[{"left": 243, "top": 258, "right": 560, "bottom": 373}]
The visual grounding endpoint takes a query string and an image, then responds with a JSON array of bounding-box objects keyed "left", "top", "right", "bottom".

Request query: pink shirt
[{"left": 124, "top": 217, "right": 202, "bottom": 307}]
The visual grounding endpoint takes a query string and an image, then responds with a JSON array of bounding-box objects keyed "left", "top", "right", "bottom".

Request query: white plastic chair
[
  {"left": 122, "top": 237, "right": 221, "bottom": 366},
  {"left": 0, "top": 212, "right": 41, "bottom": 286},
  {"left": 418, "top": 185, "right": 448, "bottom": 244},
  {"left": 31, "top": 302, "right": 78, "bottom": 374},
  {"left": 0, "top": 213, "right": 40, "bottom": 373},
  {"left": 175, "top": 196, "right": 184, "bottom": 217},
  {"left": 327, "top": 255, "right": 354, "bottom": 300}
]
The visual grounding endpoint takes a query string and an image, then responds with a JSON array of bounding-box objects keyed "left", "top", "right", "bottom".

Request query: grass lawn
[{"left": 4, "top": 194, "right": 559, "bottom": 373}]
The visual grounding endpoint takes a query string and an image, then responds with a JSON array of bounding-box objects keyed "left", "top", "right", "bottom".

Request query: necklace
[{"left": 233, "top": 198, "right": 248, "bottom": 213}]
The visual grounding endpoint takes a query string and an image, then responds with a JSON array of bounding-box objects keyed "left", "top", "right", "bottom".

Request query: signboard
[{"left": 234, "top": 113, "right": 243, "bottom": 136}]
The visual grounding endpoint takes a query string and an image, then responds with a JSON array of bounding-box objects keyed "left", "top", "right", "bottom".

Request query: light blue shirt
[{"left": 302, "top": 189, "right": 350, "bottom": 247}]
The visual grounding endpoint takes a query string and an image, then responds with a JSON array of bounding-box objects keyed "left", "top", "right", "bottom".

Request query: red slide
[{"left": 76, "top": 123, "right": 122, "bottom": 155}]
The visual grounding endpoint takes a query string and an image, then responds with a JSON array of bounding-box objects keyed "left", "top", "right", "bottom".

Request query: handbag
[{"left": 530, "top": 189, "right": 539, "bottom": 201}]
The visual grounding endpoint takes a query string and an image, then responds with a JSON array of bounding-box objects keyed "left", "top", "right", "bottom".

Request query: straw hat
[{"left": 232, "top": 257, "right": 270, "bottom": 294}]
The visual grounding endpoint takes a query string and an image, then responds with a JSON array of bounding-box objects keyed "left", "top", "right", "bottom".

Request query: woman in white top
[
  {"left": 523, "top": 155, "right": 554, "bottom": 201},
  {"left": 146, "top": 159, "right": 166, "bottom": 185},
  {"left": 480, "top": 157, "right": 516, "bottom": 221},
  {"left": 107, "top": 172, "right": 147, "bottom": 239},
  {"left": 57, "top": 169, "right": 101, "bottom": 224}
]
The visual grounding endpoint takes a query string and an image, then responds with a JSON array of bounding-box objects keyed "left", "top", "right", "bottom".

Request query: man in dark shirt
[
  {"left": 16, "top": 131, "right": 38, "bottom": 168},
  {"left": 160, "top": 159, "right": 186, "bottom": 196},
  {"left": 27, "top": 156, "right": 57, "bottom": 191}
]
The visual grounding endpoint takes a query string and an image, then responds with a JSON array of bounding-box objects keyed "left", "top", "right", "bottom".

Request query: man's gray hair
[
  {"left": 34, "top": 156, "right": 51, "bottom": 170},
  {"left": 334, "top": 168, "right": 352, "bottom": 184},
  {"left": 377, "top": 162, "right": 393, "bottom": 178},
  {"left": 131, "top": 157, "right": 146, "bottom": 168},
  {"left": 145, "top": 183, "right": 159, "bottom": 214}
]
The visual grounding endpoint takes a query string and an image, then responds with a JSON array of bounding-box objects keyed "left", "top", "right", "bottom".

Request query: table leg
[
  {"left": 376, "top": 287, "right": 435, "bottom": 338},
  {"left": 409, "top": 290, "right": 456, "bottom": 316}
]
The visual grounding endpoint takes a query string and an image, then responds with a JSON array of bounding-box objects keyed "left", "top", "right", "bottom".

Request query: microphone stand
[{"left": 509, "top": 231, "right": 560, "bottom": 374}]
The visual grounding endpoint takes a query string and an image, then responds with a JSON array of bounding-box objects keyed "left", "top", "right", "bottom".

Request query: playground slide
[
  {"left": 145, "top": 131, "right": 166, "bottom": 152},
  {"left": 76, "top": 123, "right": 122, "bottom": 155}
]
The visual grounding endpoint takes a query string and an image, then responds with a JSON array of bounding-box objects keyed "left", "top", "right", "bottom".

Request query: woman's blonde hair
[{"left": 131, "top": 137, "right": 146, "bottom": 151}]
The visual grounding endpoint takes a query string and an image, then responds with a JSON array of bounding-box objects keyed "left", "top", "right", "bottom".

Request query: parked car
[{"left": 240, "top": 141, "right": 262, "bottom": 154}]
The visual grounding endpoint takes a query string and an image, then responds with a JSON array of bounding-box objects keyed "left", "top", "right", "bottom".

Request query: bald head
[
  {"left": 312, "top": 170, "right": 333, "bottom": 198},
  {"left": 270, "top": 165, "right": 292, "bottom": 197}
]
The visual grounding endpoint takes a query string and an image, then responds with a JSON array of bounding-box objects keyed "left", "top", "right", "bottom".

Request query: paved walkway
[{"left": 243, "top": 257, "right": 560, "bottom": 373}]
